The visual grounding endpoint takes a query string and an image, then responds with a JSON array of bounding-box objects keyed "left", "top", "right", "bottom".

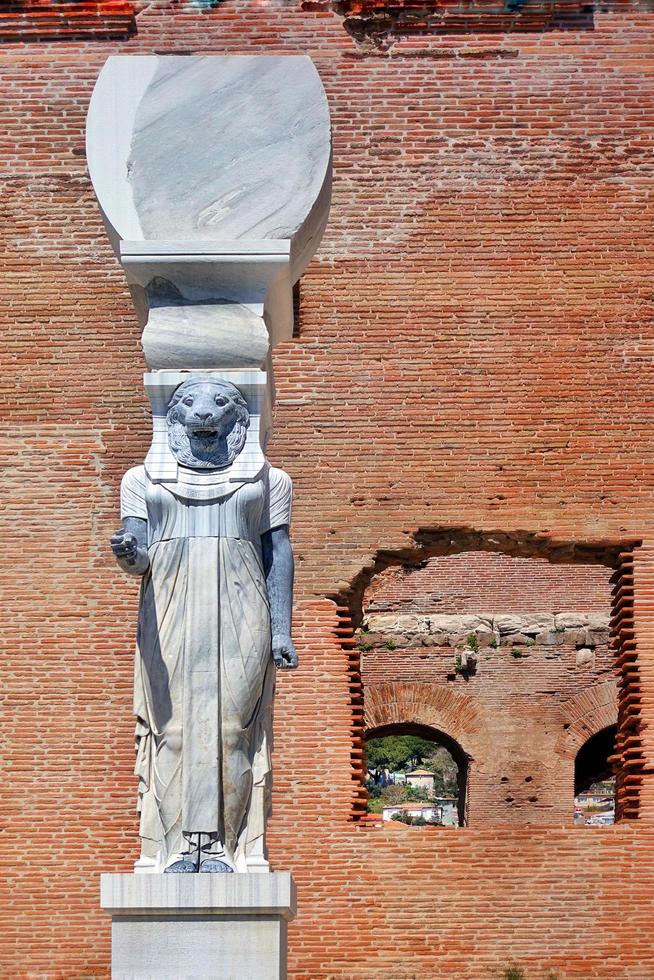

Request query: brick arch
[
  {"left": 560, "top": 680, "right": 618, "bottom": 753},
  {"left": 364, "top": 682, "right": 480, "bottom": 759}
]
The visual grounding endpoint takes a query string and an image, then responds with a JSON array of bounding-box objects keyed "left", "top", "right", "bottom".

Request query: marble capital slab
[{"left": 87, "top": 55, "right": 332, "bottom": 371}]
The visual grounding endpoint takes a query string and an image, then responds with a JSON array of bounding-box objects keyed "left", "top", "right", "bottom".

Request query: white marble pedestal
[{"left": 101, "top": 873, "right": 296, "bottom": 980}]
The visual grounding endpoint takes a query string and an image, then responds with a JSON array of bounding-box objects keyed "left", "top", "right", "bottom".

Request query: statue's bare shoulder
[{"left": 121, "top": 464, "right": 146, "bottom": 491}]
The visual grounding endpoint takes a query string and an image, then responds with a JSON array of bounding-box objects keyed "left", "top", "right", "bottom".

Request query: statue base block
[{"left": 100, "top": 872, "right": 296, "bottom": 980}]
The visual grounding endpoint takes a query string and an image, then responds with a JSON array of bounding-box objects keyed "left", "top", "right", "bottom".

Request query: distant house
[
  {"left": 575, "top": 792, "right": 614, "bottom": 810},
  {"left": 382, "top": 798, "right": 458, "bottom": 826},
  {"left": 574, "top": 792, "right": 615, "bottom": 826},
  {"left": 405, "top": 768, "right": 436, "bottom": 792},
  {"left": 435, "top": 797, "right": 459, "bottom": 827},
  {"left": 586, "top": 812, "right": 614, "bottom": 826},
  {"left": 383, "top": 803, "right": 440, "bottom": 823}
]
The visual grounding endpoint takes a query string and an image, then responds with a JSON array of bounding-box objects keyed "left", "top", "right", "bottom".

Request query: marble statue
[
  {"left": 89, "top": 53, "right": 331, "bottom": 971},
  {"left": 111, "top": 376, "right": 296, "bottom": 874}
]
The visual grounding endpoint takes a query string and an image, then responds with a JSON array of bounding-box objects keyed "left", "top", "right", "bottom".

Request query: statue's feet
[
  {"left": 164, "top": 858, "right": 197, "bottom": 873},
  {"left": 199, "top": 858, "right": 234, "bottom": 873}
]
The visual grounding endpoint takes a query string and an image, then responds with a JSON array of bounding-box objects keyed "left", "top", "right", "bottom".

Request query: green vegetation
[
  {"left": 367, "top": 782, "right": 434, "bottom": 813},
  {"left": 466, "top": 632, "right": 479, "bottom": 653},
  {"left": 499, "top": 966, "right": 559, "bottom": 980},
  {"left": 366, "top": 735, "right": 438, "bottom": 773},
  {"left": 365, "top": 735, "right": 459, "bottom": 816},
  {"left": 384, "top": 639, "right": 397, "bottom": 650}
]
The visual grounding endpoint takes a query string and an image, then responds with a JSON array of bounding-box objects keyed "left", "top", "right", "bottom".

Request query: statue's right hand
[{"left": 111, "top": 528, "right": 138, "bottom": 565}]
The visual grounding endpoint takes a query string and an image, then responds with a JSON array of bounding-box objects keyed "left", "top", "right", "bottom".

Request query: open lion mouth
[{"left": 188, "top": 427, "right": 219, "bottom": 439}]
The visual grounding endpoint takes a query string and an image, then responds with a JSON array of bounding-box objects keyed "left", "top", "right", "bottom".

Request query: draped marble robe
[{"left": 120, "top": 461, "right": 292, "bottom": 871}]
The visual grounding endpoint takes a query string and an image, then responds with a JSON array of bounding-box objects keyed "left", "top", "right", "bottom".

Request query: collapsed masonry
[{"left": 358, "top": 553, "right": 617, "bottom": 826}]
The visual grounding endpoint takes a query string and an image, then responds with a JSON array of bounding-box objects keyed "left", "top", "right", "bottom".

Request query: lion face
[
  {"left": 173, "top": 386, "right": 238, "bottom": 440},
  {"left": 166, "top": 378, "right": 249, "bottom": 470}
]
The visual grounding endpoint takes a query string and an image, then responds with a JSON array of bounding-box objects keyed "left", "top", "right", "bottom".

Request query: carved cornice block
[{"left": 119, "top": 240, "right": 293, "bottom": 368}]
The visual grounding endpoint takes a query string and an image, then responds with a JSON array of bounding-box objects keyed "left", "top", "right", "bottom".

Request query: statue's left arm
[{"left": 262, "top": 525, "right": 297, "bottom": 670}]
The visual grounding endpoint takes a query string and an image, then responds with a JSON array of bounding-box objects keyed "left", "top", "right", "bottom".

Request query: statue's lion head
[{"left": 166, "top": 377, "right": 250, "bottom": 470}]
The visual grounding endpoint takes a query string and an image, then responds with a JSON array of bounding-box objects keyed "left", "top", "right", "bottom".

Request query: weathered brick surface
[
  {"left": 365, "top": 551, "right": 613, "bottom": 613},
  {"left": 0, "top": 0, "right": 135, "bottom": 41},
  {"left": 3, "top": 1, "right": 654, "bottom": 977},
  {"left": 305, "top": 0, "right": 596, "bottom": 42}
]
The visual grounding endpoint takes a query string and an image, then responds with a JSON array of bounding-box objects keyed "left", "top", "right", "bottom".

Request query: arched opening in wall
[
  {"left": 574, "top": 725, "right": 617, "bottom": 827},
  {"left": 364, "top": 723, "right": 468, "bottom": 828},
  {"left": 338, "top": 529, "right": 643, "bottom": 826}
]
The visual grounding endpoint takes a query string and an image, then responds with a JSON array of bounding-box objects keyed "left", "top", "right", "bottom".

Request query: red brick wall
[
  {"left": 0, "top": 1, "right": 135, "bottom": 42},
  {"left": 364, "top": 551, "right": 614, "bottom": 613},
  {"left": 360, "top": 554, "right": 616, "bottom": 824},
  {"left": 362, "top": 637, "right": 616, "bottom": 824},
  {"left": 3, "top": 1, "right": 654, "bottom": 977}
]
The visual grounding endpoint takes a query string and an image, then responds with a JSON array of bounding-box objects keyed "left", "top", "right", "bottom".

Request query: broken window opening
[{"left": 338, "top": 530, "right": 642, "bottom": 826}]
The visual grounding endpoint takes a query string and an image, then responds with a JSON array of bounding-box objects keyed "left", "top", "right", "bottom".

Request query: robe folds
[{"left": 121, "top": 462, "right": 292, "bottom": 870}]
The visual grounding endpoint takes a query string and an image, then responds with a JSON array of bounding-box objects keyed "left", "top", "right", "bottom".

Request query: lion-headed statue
[{"left": 166, "top": 377, "right": 250, "bottom": 470}]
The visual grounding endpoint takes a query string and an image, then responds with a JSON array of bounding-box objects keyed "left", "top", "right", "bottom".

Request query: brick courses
[
  {"left": 0, "top": 1, "right": 135, "bottom": 42},
  {"left": 3, "top": 1, "right": 654, "bottom": 977},
  {"left": 364, "top": 550, "right": 614, "bottom": 613}
]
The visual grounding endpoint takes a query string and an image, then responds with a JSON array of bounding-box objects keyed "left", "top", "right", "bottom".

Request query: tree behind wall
[{"left": 365, "top": 736, "right": 458, "bottom": 795}]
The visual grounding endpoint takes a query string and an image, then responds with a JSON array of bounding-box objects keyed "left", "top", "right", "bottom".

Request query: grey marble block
[
  {"left": 141, "top": 298, "right": 270, "bottom": 370},
  {"left": 129, "top": 57, "right": 331, "bottom": 278},
  {"left": 101, "top": 873, "right": 296, "bottom": 980}
]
